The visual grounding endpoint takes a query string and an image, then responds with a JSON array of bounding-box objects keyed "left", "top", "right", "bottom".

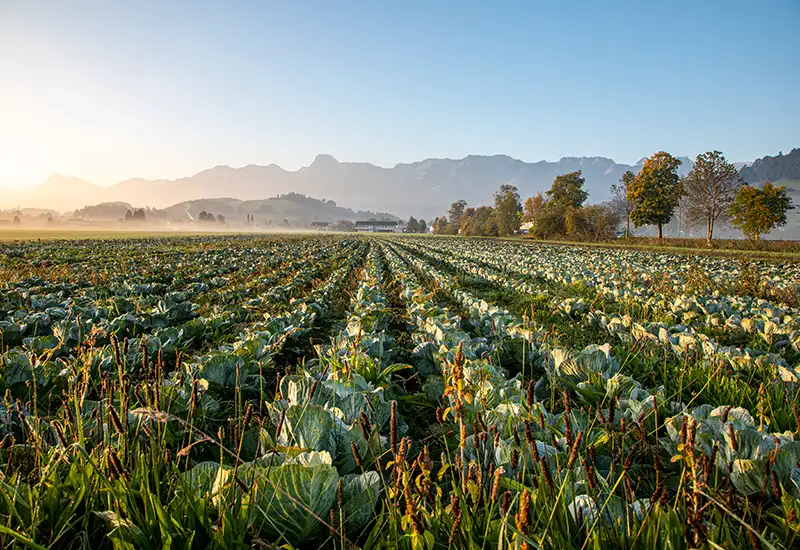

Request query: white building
[{"left": 354, "top": 220, "right": 401, "bottom": 233}]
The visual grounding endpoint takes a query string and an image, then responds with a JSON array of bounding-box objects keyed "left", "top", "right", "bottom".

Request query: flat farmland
[{"left": 1, "top": 233, "right": 799, "bottom": 549}]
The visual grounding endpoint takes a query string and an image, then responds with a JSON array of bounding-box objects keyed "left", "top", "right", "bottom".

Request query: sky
[{"left": 0, "top": 0, "right": 798, "bottom": 190}]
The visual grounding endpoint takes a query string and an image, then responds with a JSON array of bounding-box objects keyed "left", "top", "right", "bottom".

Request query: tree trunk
[
  {"left": 657, "top": 223, "right": 663, "bottom": 240},
  {"left": 625, "top": 217, "right": 630, "bottom": 239},
  {"left": 707, "top": 217, "right": 713, "bottom": 247},
  {"left": 755, "top": 232, "right": 760, "bottom": 242}
]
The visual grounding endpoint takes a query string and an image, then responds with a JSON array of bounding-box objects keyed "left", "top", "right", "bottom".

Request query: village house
[{"left": 354, "top": 220, "right": 401, "bottom": 233}]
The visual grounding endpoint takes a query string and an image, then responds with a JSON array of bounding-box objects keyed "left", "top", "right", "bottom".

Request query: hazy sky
[{"left": 1, "top": 0, "right": 797, "bottom": 190}]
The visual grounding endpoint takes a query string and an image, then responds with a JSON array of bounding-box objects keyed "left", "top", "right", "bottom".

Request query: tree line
[
  {"left": 431, "top": 151, "right": 794, "bottom": 244},
  {"left": 124, "top": 208, "right": 147, "bottom": 222},
  {"left": 405, "top": 217, "right": 428, "bottom": 233},
  {"left": 429, "top": 184, "right": 524, "bottom": 237},
  {"left": 198, "top": 211, "right": 226, "bottom": 224}
]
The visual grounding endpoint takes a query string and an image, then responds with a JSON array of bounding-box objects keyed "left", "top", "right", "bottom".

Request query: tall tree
[
  {"left": 418, "top": 219, "right": 427, "bottom": 234},
  {"left": 523, "top": 193, "right": 547, "bottom": 222},
  {"left": 547, "top": 171, "right": 589, "bottom": 209},
  {"left": 479, "top": 207, "right": 500, "bottom": 236},
  {"left": 407, "top": 216, "right": 419, "bottom": 233},
  {"left": 564, "top": 205, "right": 620, "bottom": 241},
  {"left": 628, "top": 152, "right": 682, "bottom": 239},
  {"left": 585, "top": 205, "right": 620, "bottom": 241},
  {"left": 564, "top": 207, "right": 588, "bottom": 237},
  {"left": 459, "top": 207, "right": 479, "bottom": 236},
  {"left": 432, "top": 216, "right": 449, "bottom": 235},
  {"left": 610, "top": 171, "right": 635, "bottom": 238},
  {"left": 682, "top": 151, "right": 743, "bottom": 246},
  {"left": 493, "top": 184, "right": 522, "bottom": 236},
  {"left": 729, "top": 182, "right": 794, "bottom": 241},
  {"left": 448, "top": 200, "right": 468, "bottom": 233}
]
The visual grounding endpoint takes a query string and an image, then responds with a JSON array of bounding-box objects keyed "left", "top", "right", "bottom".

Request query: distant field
[
  {"left": 776, "top": 179, "right": 800, "bottom": 193},
  {"left": 0, "top": 227, "right": 303, "bottom": 241},
  {"left": 775, "top": 179, "right": 800, "bottom": 218},
  {"left": 512, "top": 236, "right": 800, "bottom": 262}
]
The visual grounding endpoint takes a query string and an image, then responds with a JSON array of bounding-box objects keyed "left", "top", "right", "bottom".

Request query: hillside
[
  {"left": 63, "top": 193, "right": 398, "bottom": 226},
  {"left": 739, "top": 148, "right": 800, "bottom": 183},
  {"left": 158, "top": 194, "right": 399, "bottom": 225},
  {"left": 3, "top": 154, "right": 694, "bottom": 219}
]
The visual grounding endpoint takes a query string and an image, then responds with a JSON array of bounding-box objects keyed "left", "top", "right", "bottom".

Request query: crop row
[{"left": 0, "top": 234, "right": 798, "bottom": 549}]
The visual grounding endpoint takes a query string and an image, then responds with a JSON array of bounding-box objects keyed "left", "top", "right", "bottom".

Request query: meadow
[{"left": 0, "top": 233, "right": 799, "bottom": 549}]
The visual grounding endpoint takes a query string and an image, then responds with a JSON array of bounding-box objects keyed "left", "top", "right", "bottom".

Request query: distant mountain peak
[
  {"left": 42, "top": 174, "right": 94, "bottom": 188},
  {"left": 45, "top": 173, "right": 84, "bottom": 182},
  {"left": 558, "top": 156, "right": 610, "bottom": 163},
  {"left": 311, "top": 154, "right": 339, "bottom": 167}
]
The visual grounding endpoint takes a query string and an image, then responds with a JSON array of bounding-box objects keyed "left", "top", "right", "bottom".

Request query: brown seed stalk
[{"left": 567, "top": 431, "right": 583, "bottom": 470}]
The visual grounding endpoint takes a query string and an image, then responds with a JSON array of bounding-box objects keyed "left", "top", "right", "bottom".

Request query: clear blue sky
[{"left": 1, "top": 0, "right": 797, "bottom": 188}]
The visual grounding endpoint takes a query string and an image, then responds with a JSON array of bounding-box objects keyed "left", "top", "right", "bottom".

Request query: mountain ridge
[
  {"left": 739, "top": 148, "right": 800, "bottom": 184},
  {"left": 0, "top": 153, "right": 695, "bottom": 218}
]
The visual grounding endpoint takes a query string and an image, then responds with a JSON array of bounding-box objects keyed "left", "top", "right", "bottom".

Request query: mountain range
[{"left": 1, "top": 154, "right": 695, "bottom": 219}]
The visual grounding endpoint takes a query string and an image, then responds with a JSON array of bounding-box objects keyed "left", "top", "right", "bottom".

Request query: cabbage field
[{"left": 1, "top": 234, "right": 799, "bottom": 549}]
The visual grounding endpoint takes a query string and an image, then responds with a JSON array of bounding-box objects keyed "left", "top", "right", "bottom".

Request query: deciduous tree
[
  {"left": 628, "top": 151, "right": 682, "bottom": 239},
  {"left": 682, "top": 151, "right": 742, "bottom": 246},
  {"left": 584, "top": 205, "right": 620, "bottom": 240},
  {"left": 459, "top": 207, "right": 479, "bottom": 236},
  {"left": 729, "top": 182, "right": 794, "bottom": 241},
  {"left": 564, "top": 207, "right": 587, "bottom": 237},
  {"left": 432, "top": 216, "right": 449, "bottom": 234},
  {"left": 448, "top": 200, "right": 468, "bottom": 234},
  {"left": 493, "top": 184, "right": 522, "bottom": 236},
  {"left": 547, "top": 171, "right": 588, "bottom": 209},
  {"left": 610, "top": 171, "right": 635, "bottom": 238},
  {"left": 523, "top": 193, "right": 547, "bottom": 222},
  {"left": 564, "top": 205, "right": 619, "bottom": 241}
]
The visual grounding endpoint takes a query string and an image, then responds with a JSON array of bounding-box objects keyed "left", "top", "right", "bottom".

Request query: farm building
[
  {"left": 354, "top": 220, "right": 401, "bottom": 233},
  {"left": 310, "top": 221, "right": 330, "bottom": 230}
]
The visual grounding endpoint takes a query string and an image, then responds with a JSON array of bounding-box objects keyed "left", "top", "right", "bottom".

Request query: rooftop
[{"left": 355, "top": 220, "right": 398, "bottom": 226}]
